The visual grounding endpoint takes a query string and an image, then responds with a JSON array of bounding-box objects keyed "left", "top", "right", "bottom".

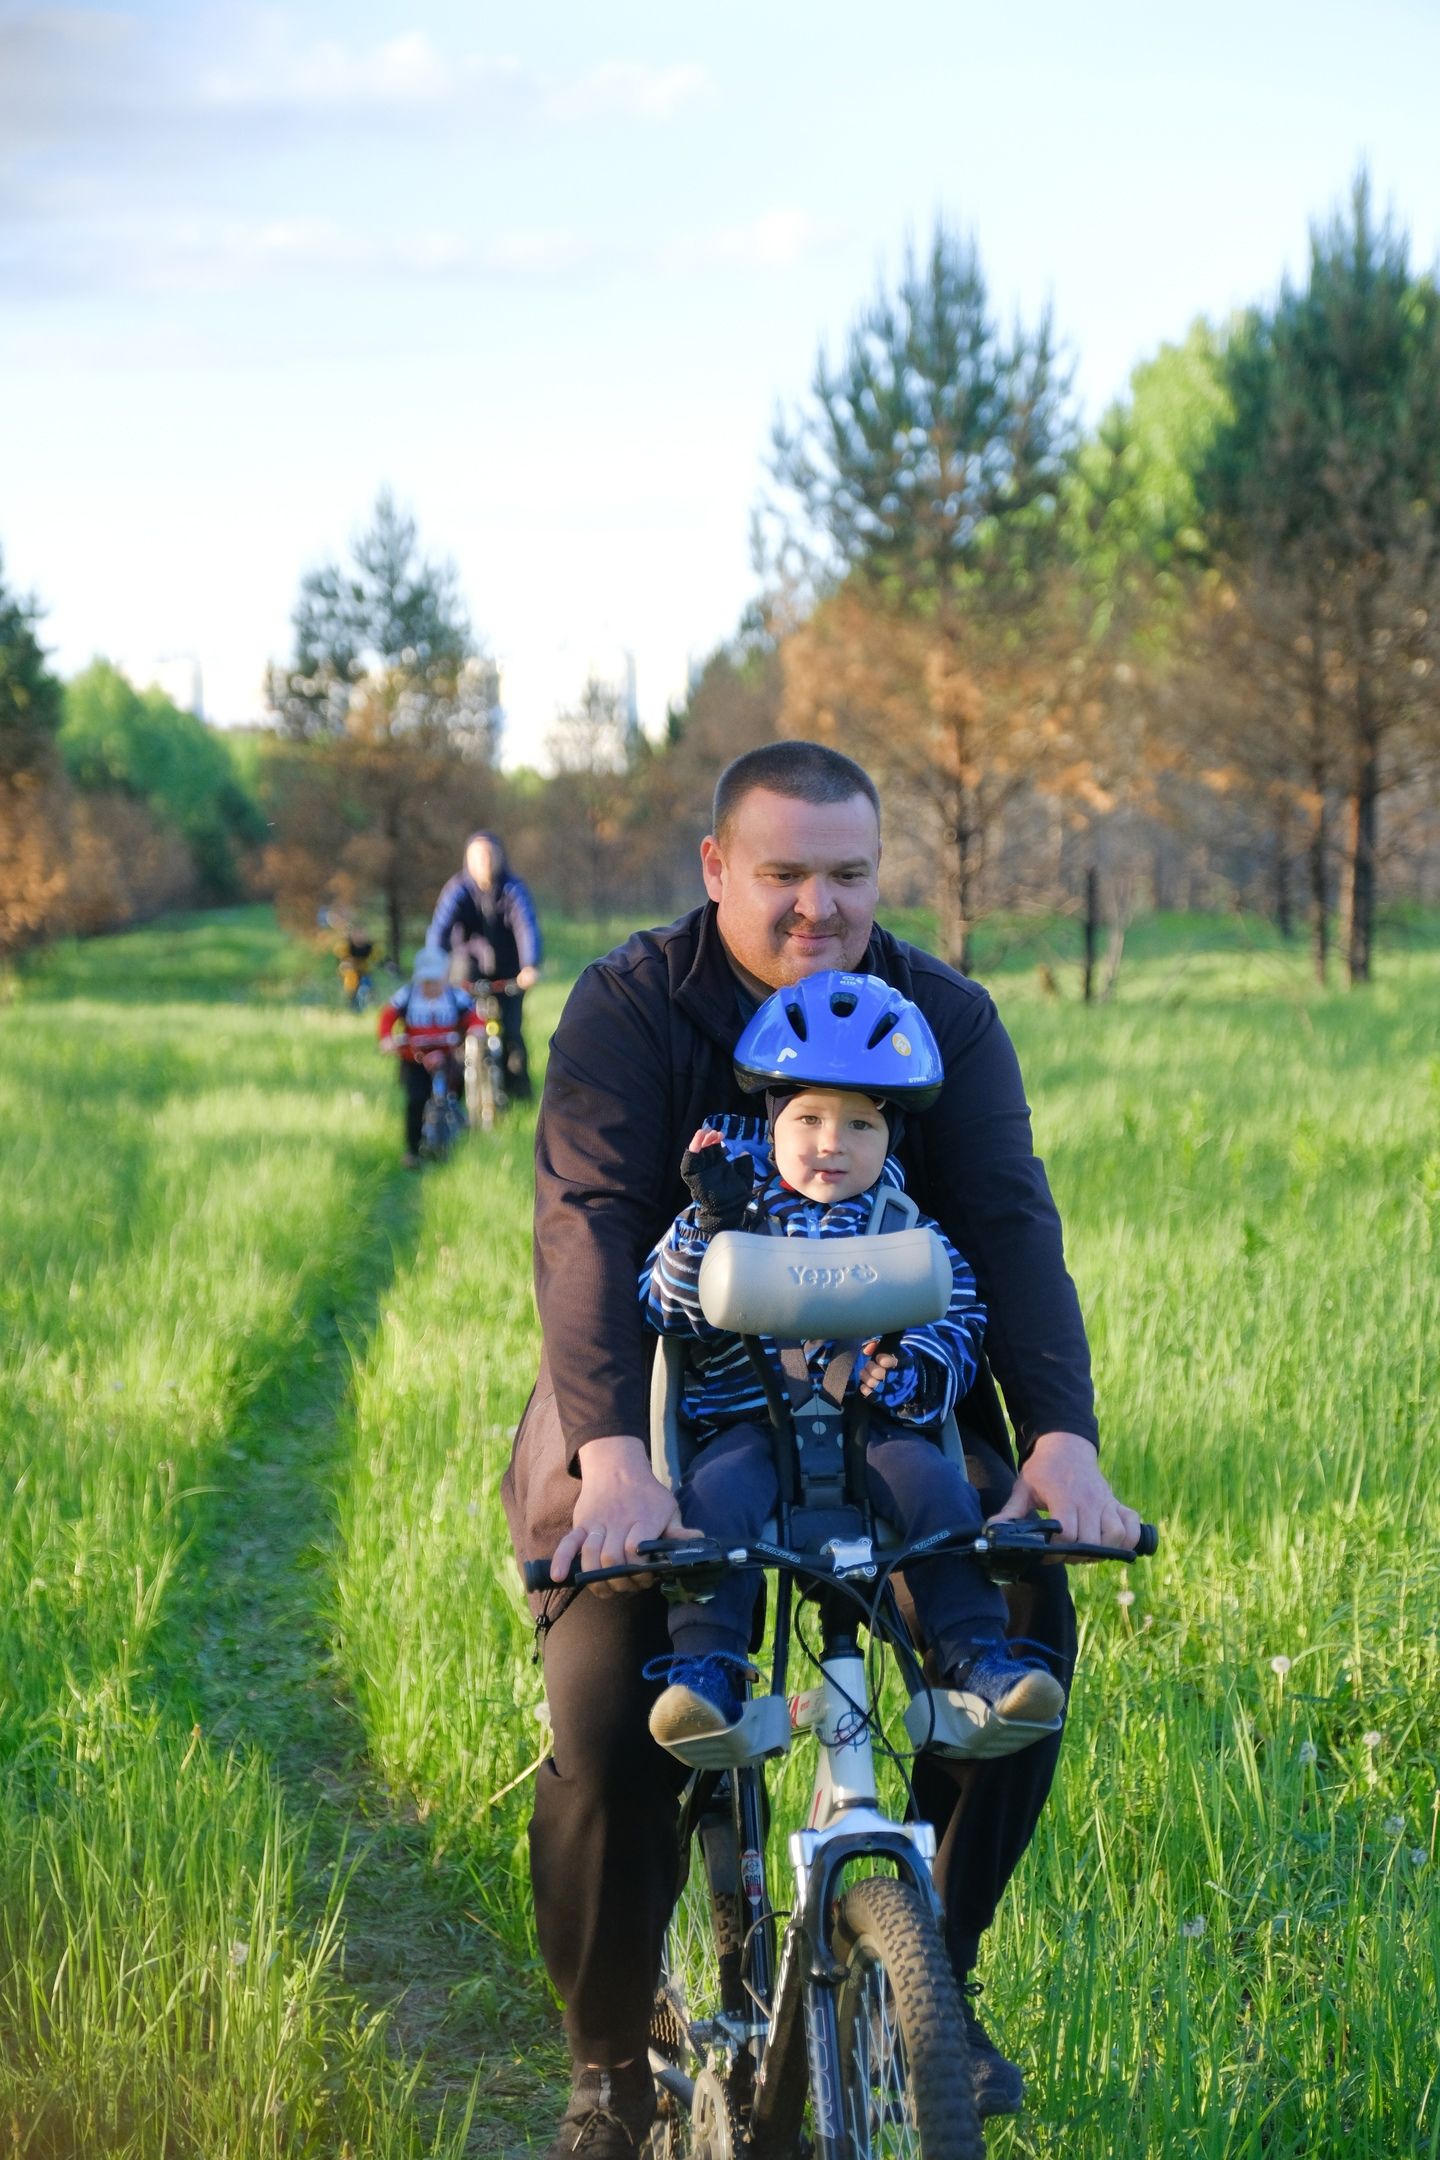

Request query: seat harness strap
[{"left": 766, "top": 1180, "right": 921, "bottom": 1504}]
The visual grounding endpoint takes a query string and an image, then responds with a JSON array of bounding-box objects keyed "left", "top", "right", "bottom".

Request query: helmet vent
[
  {"left": 866, "top": 1011, "right": 901, "bottom": 1050},
  {"left": 783, "top": 1000, "right": 808, "bottom": 1041},
  {"left": 829, "top": 990, "right": 858, "bottom": 1017}
]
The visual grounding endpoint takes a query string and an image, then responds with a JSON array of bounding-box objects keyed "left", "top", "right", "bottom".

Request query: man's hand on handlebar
[
  {"left": 516, "top": 965, "right": 539, "bottom": 991},
  {"left": 989, "top": 1429, "right": 1143, "bottom": 1551},
  {"left": 549, "top": 1435, "right": 699, "bottom": 1597}
]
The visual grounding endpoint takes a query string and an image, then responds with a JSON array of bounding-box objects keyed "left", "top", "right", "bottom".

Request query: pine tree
[
  {"left": 265, "top": 494, "right": 501, "bottom": 958},
  {"left": 1201, "top": 175, "right": 1440, "bottom": 982},
  {"left": 768, "top": 221, "right": 1078, "bottom": 969},
  {"left": 0, "top": 551, "right": 63, "bottom": 781}
]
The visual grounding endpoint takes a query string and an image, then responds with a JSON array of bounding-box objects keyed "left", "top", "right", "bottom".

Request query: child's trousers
[{"left": 671, "top": 1416, "right": 1010, "bottom": 1674}]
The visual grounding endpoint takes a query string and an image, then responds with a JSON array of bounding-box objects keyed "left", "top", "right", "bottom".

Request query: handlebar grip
[
  {"left": 1134, "top": 1522, "right": 1159, "bottom": 1558},
  {"left": 521, "top": 1556, "right": 561, "bottom": 1592}
]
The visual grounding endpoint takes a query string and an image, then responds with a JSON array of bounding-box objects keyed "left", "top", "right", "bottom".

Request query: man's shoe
[
  {"left": 950, "top": 1647, "right": 1065, "bottom": 1727},
  {"left": 542, "top": 2062, "right": 656, "bottom": 2157},
  {"left": 961, "top": 1985, "right": 1024, "bottom": 2119},
  {"left": 643, "top": 1652, "right": 756, "bottom": 1746}
]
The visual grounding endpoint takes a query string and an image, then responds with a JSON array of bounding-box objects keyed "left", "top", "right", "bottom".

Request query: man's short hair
[{"left": 712, "top": 741, "right": 881, "bottom": 842}]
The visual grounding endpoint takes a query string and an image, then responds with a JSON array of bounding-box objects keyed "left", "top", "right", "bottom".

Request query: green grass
[{"left": 1, "top": 903, "right": 1437, "bottom": 2156}]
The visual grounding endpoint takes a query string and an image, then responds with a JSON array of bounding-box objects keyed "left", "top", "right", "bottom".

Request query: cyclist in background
[
  {"left": 378, "top": 944, "right": 480, "bottom": 1168},
  {"left": 427, "top": 830, "right": 541, "bottom": 1101}
]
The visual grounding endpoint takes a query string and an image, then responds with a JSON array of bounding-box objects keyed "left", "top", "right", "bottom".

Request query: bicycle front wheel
[{"left": 832, "top": 1877, "right": 984, "bottom": 2160}]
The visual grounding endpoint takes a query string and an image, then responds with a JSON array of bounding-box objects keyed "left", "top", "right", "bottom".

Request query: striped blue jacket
[{"left": 640, "top": 1115, "right": 986, "bottom": 1435}]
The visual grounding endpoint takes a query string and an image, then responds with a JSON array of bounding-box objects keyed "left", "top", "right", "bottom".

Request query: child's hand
[
  {"left": 858, "top": 1337, "right": 902, "bottom": 1397},
  {"left": 687, "top": 1127, "right": 724, "bottom": 1153},
  {"left": 681, "top": 1138, "right": 755, "bottom": 1233}
]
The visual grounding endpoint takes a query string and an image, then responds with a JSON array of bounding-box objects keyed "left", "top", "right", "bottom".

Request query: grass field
[{"left": 2, "top": 903, "right": 1437, "bottom": 2157}]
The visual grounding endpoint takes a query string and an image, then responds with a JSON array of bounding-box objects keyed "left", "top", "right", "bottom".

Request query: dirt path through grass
[{"left": 143, "top": 1138, "right": 558, "bottom": 2155}]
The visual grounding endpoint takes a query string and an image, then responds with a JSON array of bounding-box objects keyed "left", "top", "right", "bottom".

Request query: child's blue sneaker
[
  {"left": 950, "top": 1648, "right": 1065, "bottom": 1728},
  {"left": 644, "top": 1652, "right": 757, "bottom": 1746}
]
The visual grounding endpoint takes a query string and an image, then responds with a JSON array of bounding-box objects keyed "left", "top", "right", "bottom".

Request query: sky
[{"left": 5, "top": 0, "right": 1440, "bottom": 767}]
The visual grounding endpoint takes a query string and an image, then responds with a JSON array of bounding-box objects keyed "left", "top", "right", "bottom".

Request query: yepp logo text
[{"left": 787, "top": 1261, "right": 880, "bottom": 1289}]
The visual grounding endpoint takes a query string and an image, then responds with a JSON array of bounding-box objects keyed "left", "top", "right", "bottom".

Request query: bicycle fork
[{"left": 749, "top": 1639, "right": 939, "bottom": 2160}]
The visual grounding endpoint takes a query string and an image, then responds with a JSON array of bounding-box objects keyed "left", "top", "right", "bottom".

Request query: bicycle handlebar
[{"left": 520, "top": 1516, "right": 1158, "bottom": 1596}]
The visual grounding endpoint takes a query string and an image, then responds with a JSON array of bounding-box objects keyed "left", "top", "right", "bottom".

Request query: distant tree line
[
  {"left": 0, "top": 567, "right": 264, "bottom": 955},
  {"left": 5, "top": 173, "right": 1437, "bottom": 984}
]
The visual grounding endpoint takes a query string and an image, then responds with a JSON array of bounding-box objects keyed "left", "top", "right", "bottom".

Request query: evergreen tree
[
  {"left": 768, "top": 220, "right": 1079, "bottom": 968},
  {"left": 264, "top": 494, "right": 500, "bottom": 959},
  {"left": 0, "top": 551, "right": 63, "bottom": 780},
  {"left": 770, "top": 222, "right": 1074, "bottom": 597},
  {"left": 268, "top": 490, "right": 499, "bottom": 757},
  {"left": 1200, "top": 174, "right": 1440, "bottom": 982}
]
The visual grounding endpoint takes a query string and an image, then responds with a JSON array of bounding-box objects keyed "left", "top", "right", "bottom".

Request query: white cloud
[
  {"left": 199, "top": 30, "right": 527, "bottom": 113},
  {"left": 6, "top": 207, "right": 608, "bottom": 298},
  {"left": 543, "top": 59, "right": 707, "bottom": 124},
  {"left": 196, "top": 27, "right": 703, "bottom": 126},
  {"left": 669, "top": 207, "right": 838, "bottom": 272}
]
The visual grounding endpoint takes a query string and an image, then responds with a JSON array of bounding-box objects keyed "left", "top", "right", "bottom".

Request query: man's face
[
  {"left": 701, "top": 789, "right": 880, "bottom": 992},
  {"left": 772, "top": 1088, "right": 889, "bottom": 1203},
  {"left": 466, "top": 839, "right": 497, "bottom": 887}
]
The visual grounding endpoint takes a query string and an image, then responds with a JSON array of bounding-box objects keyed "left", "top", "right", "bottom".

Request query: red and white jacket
[{"left": 377, "top": 982, "right": 481, "bottom": 1063}]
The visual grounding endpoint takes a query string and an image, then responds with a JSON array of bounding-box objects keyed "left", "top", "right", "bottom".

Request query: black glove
[{"left": 681, "top": 1145, "right": 755, "bottom": 1234}]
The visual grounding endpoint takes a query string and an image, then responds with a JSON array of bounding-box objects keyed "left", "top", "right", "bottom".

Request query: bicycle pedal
[
  {"left": 653, "top": 1693, "right": 790, "bottom": 1769},
  {"left": 903, "top": 1686, "right": 1062, "bottom": 1760}
]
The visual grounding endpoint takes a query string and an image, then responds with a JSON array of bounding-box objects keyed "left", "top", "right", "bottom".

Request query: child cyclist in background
[
  {"left": 640, "top": 969, "right": 1067, "bottom": 1751},
  {"left": 378, "top": 945, "right": 481, "bottom": 1168}
]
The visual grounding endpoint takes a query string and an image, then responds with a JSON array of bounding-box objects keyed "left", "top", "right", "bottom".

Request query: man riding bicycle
[
  {"left": 505, "top": 741, "right": 1140, "bottom": 2156},
  {"left": 427, "top": 829, "right": 541, "bottom": 1101}
]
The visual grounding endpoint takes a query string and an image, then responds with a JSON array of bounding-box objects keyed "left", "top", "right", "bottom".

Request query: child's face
[
  {"left": 419, "top": 975, "right": 445, "bottom": 998},
  {"left": 772, "top": 1088, "right": 889, "bottom": 1203}
]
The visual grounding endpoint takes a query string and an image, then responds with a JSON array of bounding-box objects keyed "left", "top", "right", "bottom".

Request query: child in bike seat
[
  {"left": 639, "top": 969, "right": 1066, "bottom": 1753},
  {"left": 378, "top": 944, "right": 480, "bottom": 1168}
]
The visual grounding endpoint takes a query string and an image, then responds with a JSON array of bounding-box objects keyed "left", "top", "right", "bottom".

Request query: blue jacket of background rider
[
  {"left": 640, "top": 1113, "right": 987, "bottom": 1439},
  {"left": 427, "top": 832, "right": 542, "bottom": 983}
]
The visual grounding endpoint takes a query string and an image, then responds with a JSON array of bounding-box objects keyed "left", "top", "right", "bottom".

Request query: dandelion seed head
[
  {"left": 1362, "top": 1731, "right": 1383, "bottom": 1751},
  {"left": 1181, "top": 1915, "right": 1207, "bottom": 1939},
  {"left": 1117, "top": 1588, "right": 1136, "bottom": 1609},
  {"left": 1410, "top": 1849, "right": 1428, "bottom": 1868},
  {"left": 229, "top": 1940, "right": 249, "bottom": 1968},
  {"left": 1384, "top": 1815, "right": 1405, "bottom": 1836},
  {"left": 1270, "top": 1655, "right": 1292, "bottom": 1677},
  {"left": 1298, "top": 1740, "right": 1318, "bottom": 1765}
]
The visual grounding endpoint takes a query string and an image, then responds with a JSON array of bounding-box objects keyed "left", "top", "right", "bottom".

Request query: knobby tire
[{"left": 832, "top": 1877, "right": 985, "bottom": 2160}]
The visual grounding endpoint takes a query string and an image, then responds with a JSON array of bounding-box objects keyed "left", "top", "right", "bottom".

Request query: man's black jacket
[{"left": 503, "top": 903, "right": 1097, "bottom": 1563}]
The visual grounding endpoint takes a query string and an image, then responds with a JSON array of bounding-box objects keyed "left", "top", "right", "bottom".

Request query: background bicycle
[
  {"left": 418, "top": 1041, "right": 467, "bottom": 1161},
  {"left": 463, "top": 977, "right": 523, "bottom": 1131}
]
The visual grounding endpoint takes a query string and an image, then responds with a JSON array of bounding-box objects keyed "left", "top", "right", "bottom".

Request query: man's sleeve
[
  {"left": 428, "top": 876, "right": 462, "bottom": 950},
  {"left": 505, "top": 879, "right": 543, "bottom": 971},
  {"left": 924, "top": 987, "right": 1099, "bottom": 1455},
  {"left": 535, "top": 963, "right": 675, "bottom": 1467}
]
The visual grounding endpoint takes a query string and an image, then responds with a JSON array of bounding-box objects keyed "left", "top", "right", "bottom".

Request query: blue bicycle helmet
[{"left": 734, "top": 971, "right": 944, "bottom": 1111}]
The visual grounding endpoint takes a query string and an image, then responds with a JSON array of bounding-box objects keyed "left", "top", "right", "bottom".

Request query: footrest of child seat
[
  {"left": 903, "top": 1687, "right": 1062, "bottom": 1761},
  {"left": 655, "top": 1694, "right": 792, "bottom": 1770}
]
